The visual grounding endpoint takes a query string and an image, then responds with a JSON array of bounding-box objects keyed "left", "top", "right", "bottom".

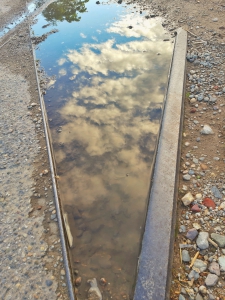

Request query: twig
[
  {"left": 180, "top": 247, "right": 182, "bottom": 264},
  {"left": 208, "top": 237, "right": 218, "bottom": 248},
  {"left": 186, "top": 30, "right": 197, "bottom": 37},
  {"left": 189, "top": 251, "right": 199, "bottom": 268}
]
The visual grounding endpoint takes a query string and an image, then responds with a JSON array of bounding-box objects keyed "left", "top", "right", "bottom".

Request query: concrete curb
[
  {"left": 29, "top": 26, "right": 75, "bottom": 300},
  {"left": 134, "top": 28, "right": 187, "bottom": 300}
]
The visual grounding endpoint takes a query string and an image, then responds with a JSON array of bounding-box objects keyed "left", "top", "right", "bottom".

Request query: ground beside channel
[{"left": 0, "top": 0, "right": 69, "bottom": 299}]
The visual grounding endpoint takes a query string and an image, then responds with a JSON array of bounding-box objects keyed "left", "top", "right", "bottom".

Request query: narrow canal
[{"left": 32, "top": 0, "right": 173, "bottom": 298}]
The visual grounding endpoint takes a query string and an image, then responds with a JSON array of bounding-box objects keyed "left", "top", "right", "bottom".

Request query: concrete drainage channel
[
  {"left": 29, "top": 31, "right": 75, "bottom": 300},
  {"left": 30, "top": 23, "right": 187, "bottom": 300}
]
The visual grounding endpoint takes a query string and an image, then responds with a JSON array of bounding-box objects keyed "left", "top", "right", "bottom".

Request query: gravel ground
[{"left": 0, "top": 2, "right": 70, "bottom": 300}]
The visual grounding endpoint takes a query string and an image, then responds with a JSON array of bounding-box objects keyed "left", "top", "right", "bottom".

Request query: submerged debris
[
  {"left": 31, "top": 29, "right": 59, "bottom": 45},
  {"left": 87, "top": 278, "right": 102, "bottom": 300}
]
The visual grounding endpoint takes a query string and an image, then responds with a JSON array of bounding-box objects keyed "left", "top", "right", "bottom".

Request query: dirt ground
[{"left": 1, "top": 0, "right": 225, "bottom": 299}]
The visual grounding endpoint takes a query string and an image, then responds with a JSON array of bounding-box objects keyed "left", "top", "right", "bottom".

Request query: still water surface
[{"left": 32, "top": 0, "right": 173, "bottom": 298}]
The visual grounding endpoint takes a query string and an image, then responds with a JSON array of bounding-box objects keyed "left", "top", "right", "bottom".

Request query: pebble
[
  {"left": 179, "top": 225, "right": 186, "bottom": 233},
  {"left": 196, "top": 293, "right": 203, "bottom": 300},
  {"left": 202, "top": 198, "right": 215, "bottom": 209},
  {"left": 218, "top": 256, "right": 225, "bottom": 271},
  {"left": 211, "top": 233, "right": 225, "bottom": 247},
  {"left": 196, "top": 232, "right": 209, "bottom": 250},
  {"left": 188, "top": 269, "right": 199, "bottom": 280},
  {"left": 46, "top": 280, "right": 53, "bottom": 287},
  {"left": 179, "top": 295, "right": 186, "bottom": 300},
  {"left": 182, "top": 249, "right": 191, "bottom": 262},
  {"left": 208, "top": 262, "right": 220, "bottom": 276},
  {"left": 186, "top": 228, "right": 198, "bottom": 240},
  {"left": 205, "top": 274, "right": 218, "bottom": 287},
  {"left": 199, "top": 285, "right": 207, "bottom": 295},
  {"left": 200, "top": 125, "right": 214, "bottom": 135},
  {"left": 191, "top": 204, "right": 201, "bottom": 212},
  {"left": 182, "top": 192, "right": 194, "bottom": 206},
  {"left": 193, "top": 259, "right": 207, "bottom": 272},
  {"left": 183, "top": 174, "right": 191, "bottom": 181},
  {"left": 211, "top": 186, "right": 222, "bottom": 199}
]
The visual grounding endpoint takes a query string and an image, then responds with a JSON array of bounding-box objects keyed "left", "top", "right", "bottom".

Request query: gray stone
[
  {"left": 197, "top": 94, "right": 204, "bottom": 101},
  {"left": 51, "top": 214, "right": 56, "bottom": 220},
  {"left": 188, "top": 169, "right": 195, "bottom": 175},
  {"left": 208, "top": 261, "right": 220, "bottom": 276},
  {"left": 188, "top": 269, "right": 199, "bottom": 281},
  {"left": 179, "top": 225, "right": 186, "bottom": 233},
  {"left": 193, "top": 259, "right": 207, "bottom": 272},
  {"left": 200, "top": 125, "right": 214, "bottom": 135},
  {"left": 218, "top": 256, "right": 225, "bottom": 271},
  {"left": 179, "top": 295, "right": 185, "bottom": 300},
  {"left": 208, "top": 294, "right": 215, "bottom": 300},
  {"left": 212, "top": 18, "right": 218, "bottom": 22},
  {"left": 205, "top": 274, "right": 218, "bottom": 287},
  {"left": 183, "top": 174, "right": 191, "bottom": 181},
  {"left": 211, "top": 186, "right": 222, "bottom": 199},
  {"left": 211, "top": 233, "right": 225, "bottom": 247},
  {"left": 196, "top": 232, "right": 209, "bottom": 250},
  {"left": 186, "top": 228, "right": 198, "bottom": 240},
  {"left": 182, "top": 250, "right": 191, "bottom": 262},
  {"left": 46, "top": 280, "right": 53, "bottom": 287}
]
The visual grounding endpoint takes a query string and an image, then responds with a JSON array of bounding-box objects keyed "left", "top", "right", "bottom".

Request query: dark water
[{"left": 32, "top": 0, "right": 173, "bottom": 298}]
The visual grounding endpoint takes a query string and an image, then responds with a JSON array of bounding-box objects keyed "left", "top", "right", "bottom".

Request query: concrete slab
[{"left": 134, "top": 28, "right": 187, "bottom": 300}]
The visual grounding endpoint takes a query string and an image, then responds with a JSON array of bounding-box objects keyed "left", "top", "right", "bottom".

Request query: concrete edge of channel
[
  {"left": 134, "top": 27, "right": 187, "bottom": 300},
  {"left": 28, "top": 26, "right": 75, "bottom": 300}
]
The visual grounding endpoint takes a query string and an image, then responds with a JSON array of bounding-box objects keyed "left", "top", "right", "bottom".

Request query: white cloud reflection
[{"left": 50, "top": 13, "right": 173, "bottom": 264}]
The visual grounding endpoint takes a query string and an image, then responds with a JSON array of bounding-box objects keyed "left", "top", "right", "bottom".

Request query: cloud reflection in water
[{"left": 49, "top": 12, "right": 173, "bottom": 298}]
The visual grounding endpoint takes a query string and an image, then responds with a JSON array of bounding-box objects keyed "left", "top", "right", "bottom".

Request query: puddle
[{"left": 32, "top": 0, "right": 173, "bottom": 298}]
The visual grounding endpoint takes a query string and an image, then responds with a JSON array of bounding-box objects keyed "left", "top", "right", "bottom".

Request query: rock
[
  {"left": 211, "top": 186, "right": 222, "bottom": 199},
  {"left": 182, "top": 250, "right": 191, "bottom": 262},
  {"left": 196, "top": 293, "right": 203, "bottom": 300},
  {"left": 75, "top": 277, "right": 82, "bottom": 286},
  {"left": 182, "top": 192, "right": 194, "bottom": 206},
  {"left": 179, "top": 295, "right": 185, "bottom": 300},
  {"left": 46, "top": 280, "right": 53, "bottom": 287},
  {"left": 218, "top": 256, "right": 225, "bottom": 271},
  {"left": 87, "top": 278, "right": 102, "bottom": 300},
  {"left": 202, "top": 198, "right": 215, "bottom": 209},
  {"left": 208, "top": 294, "right": 215, "bottom": 300},
  {"left": 211, "top": 233, "right": 225, "bottom": 247},
  {"left": 199, "top": 285, "right": 207, "bottom": 295},
  {"left": 212, "top": 18, "right": 218, "bottom": 22},
  {"left": 190, "top": 98, "right": 197, "bottom": 104},
  {"left": 186, "top": 228, "right": 198, "bottom": 240},
  {"left": 219, "top": 202, "right": 225, "bottom": 210},
  {"left": 191, "top": 204, "right": 201, "bottom": 212},
  {"left": 200, "top": 163, "right": 208, "bottom": 170},
  {"left": 179, "top": 225, "right": 186, "bottom": 233},
  {"left": 196, "top": 232, "right": 209, "bottom": 250},
  {"left": 100, "top": 278, "right": 107, "bottom": 286},
  {"left": 200, "top": 125, "right": 214, "bottom": 135},
  {"left": 193, "top": 259, "right": 207, "bottom": 272},
  {"left": 183, "top": 174, "right": 191, "bottom": 181},
  {"left": 193, "top": 223, "right": 201, "bottom": 230},
  {"left": 188, "top": 269, "right": 199, "bottom": 280},
  {"left": 208, "top": 261, "right": 220, "bottom": 276},
  {"left": 205, "top": 274, "right": 218, "bottom": 287}
]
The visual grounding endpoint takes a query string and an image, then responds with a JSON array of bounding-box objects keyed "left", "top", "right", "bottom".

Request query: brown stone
[{"left": 200, "top": 164, "right": 208, "bottom": 170}]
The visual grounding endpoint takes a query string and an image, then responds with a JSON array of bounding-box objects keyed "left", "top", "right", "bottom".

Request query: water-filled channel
[{"left": 32, "top": 0, "right": 173, "bottom": 298}]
